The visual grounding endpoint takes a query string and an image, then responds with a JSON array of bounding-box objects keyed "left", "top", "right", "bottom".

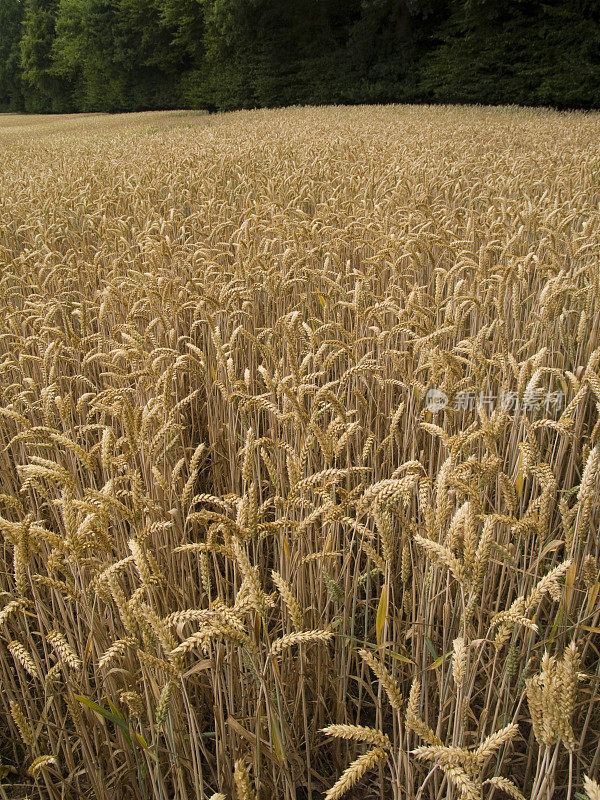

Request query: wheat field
[{"left": 0, "top": 106, "right": 599, "bottom": 800}]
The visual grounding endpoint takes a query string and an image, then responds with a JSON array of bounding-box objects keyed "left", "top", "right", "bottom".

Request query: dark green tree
[
  {"left": 157, "top": 0, "right": 208, "bottom": 107},
  {"left": 3, "top": 0, "right": 600, "bottom": 113},
  {"left": 20, "top": 0, "right": 73, "bottom": 111},
  {"left": 421, "top": 0, "right": 600, "bottom": 108},
  {"left": 198, "top": 0, "right": 358, "bottom": 110},
  {"left": 117, "top": 0, "right": 185, "bottom": 109},
  {"left": 52, "top": 0, "right": 129, "bottom": 112},
  {"left": 0, "top": 0, "right": 25, "bottom": 111}
]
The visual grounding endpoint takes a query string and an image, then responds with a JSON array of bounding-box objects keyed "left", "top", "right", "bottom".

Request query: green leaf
[
  {"left": 74, "top": 694, "right": 133, "bottom": 750},
  {"left": 424, "top": 637, "right": 438, "bottom": 660},
  {"left": 427, "top": 651, "right": 451, "bottom": 670},
  {"left": 268, "top": 712, "right": 284, "bottom": 764},
  {"left": 547, "top": 607, "right": 563, "bottom": 646},
  {"left": 135, "top": 733, "right": 159, "bottom": 761},
  {"left": 383, "top": 647, "right": 415, "bottom": 664}
]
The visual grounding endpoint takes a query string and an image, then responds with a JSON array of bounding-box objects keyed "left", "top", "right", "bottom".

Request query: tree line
[{"left": 1, "top": 0, "right": 599, "bottom": 114}]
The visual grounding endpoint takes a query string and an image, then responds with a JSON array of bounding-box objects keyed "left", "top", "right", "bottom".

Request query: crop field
[{"left": 0, "top": 106, "right": 599, "bottom": 800}]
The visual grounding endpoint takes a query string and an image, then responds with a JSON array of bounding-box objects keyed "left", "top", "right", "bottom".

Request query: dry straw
[{"left": 0, "top": 105, "right": 598, "bottom": 800}]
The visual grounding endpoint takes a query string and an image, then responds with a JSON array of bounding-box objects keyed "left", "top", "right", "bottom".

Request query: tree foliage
[
  {"left": 1, "top": 0, "right": 599, "bottom": 112},
  {"left": 0, "top": 0, "right": 25, "bottom": 111}
]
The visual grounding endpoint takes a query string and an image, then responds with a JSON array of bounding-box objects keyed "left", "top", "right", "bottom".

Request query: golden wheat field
[{"left": 0, "top": 105, "right": 600, "bottom": 800}]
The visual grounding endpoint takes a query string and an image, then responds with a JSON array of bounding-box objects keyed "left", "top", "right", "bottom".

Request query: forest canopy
[{"left": 1, "top": 0, "right": 600, "bottom": 114}]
